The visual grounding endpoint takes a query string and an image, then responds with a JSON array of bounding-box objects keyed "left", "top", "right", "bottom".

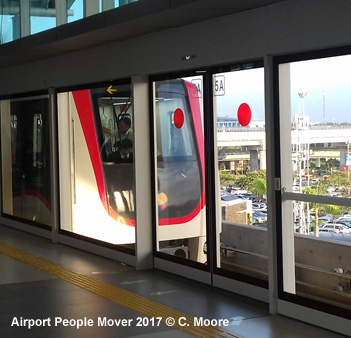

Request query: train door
[
  {"left": 212, "top": 63, "right": 269, "bottom": 292},
  {"left": 57, "top": 83, "right": 136, "bottom": 249},
  {"left": 152, "top": 68, "right": 269, "bottom": 291},
  {"left": 152, "top": 74, "right": 209, "bottom": 279},
  {"left": 1, "top": 95, "right": 53, "bottom": 227}
]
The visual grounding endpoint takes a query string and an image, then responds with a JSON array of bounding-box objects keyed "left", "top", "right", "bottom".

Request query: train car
[
  {"left": 154, "top": 78, "right": 206, "bottom": 262},
  {"left": 58, "top": 84, "right": 135, "bottom": 245},
  {"left": 57, "top": 79, "right": 206, "bottom": 261}
]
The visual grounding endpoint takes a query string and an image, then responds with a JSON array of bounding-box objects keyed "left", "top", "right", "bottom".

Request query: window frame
[{"left": 274, "top": 46, "right": 351, "bottom": 319}]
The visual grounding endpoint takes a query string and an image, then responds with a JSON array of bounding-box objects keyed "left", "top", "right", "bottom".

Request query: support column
[
  {"left": 339, "top": 144, "right": 348, "bottom": 167},
  {"left": 132, "top": 76, "right": 153, "bottom": 270},
  {"left": 20, "top": 0, "right": 30, "bottom": 37},
  {"left": 316, "top": 157, "right": 321, "bottom": 168},
  {"left": 0, "top": 100, "right": 13, "bottom": 215},
  {"left": 84, "top": 0, "right": 99, "bottom": 17},
  {"left": 249, "top": 150, "right": 259, "bottom": 172},
  {"left": 265, "top": 55, "right": 278, "bottom": 315},
  {"left": 49, "top": 88, "right": 59, "bottom": 243},
  {"left": 102, "top": 0, "right": 115, "bottom": 11},
  {"left": 279, "top": 62, "right": 296, "bottom": 294},
  {"left": 55, "top": 0, "right": 67, "bottom": 26},
  {"left": 260, "top": 149, "right": 266, "bottom": 170},
  {"left": 12, "top": 15, "right": 20, "bottom": 40},
  {"left": 230, "top": 160, "right": 235, "bottom": 173}
]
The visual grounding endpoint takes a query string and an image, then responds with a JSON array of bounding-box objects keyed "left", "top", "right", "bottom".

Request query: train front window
[
  {"left": 156, "top": 84, "right": 196, "bottom": 163},
  {"left": 90, "top": 86, "right": 133, "bottom": 164}
]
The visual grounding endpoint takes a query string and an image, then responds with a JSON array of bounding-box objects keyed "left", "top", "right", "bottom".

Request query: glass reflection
[
  {"left": 67, "top": 0, "right": 83, "bottom": 23},
  {"left": 0, "top": 0, "right": 20, "bottom": 43},
  {"left": 1, "top": 95, "right": 52, "bottom": 226},
  {"left": 58, "top": 83, "right": 135, "bottom": 247},
  {"left": 214, "top": 67, "right": 268, "bottom": 281},
  {"left": 154, "top": 77, "right": 207, "bottom": 263},
  {"left": 280, "top": 54, "right": 351, "bottom": 311},
  {"left": 30, "top": 0, "right": 56, "bottom": 35}
]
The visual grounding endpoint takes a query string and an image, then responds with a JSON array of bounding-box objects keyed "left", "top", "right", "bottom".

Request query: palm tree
[
  {"left": 303, "top": 185, "right": 341, "bottom": 237},
  {"left": 249, "top": 177, "right": 267, "bottom": 201}
]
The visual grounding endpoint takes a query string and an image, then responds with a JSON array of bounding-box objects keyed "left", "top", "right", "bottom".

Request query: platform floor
[{"left": 0, "top": 224, "right": 347, "bottom": 338}]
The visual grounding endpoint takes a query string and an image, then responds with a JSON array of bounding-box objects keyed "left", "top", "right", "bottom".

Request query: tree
[
  {"left": 249, "top": 177, "right": 267, "bottom": 201},
  {"left": 219, "top": 171, "right": 238, "bottom": 187},
  {"left": 303, "top": 185, "right": 341, "bottom": 237},
  {"left": 235, "top": 170, "right": 266, "bottom": 190},
  {"left": 319, "top": 171, "right": 351, "bottom": 195},
  {"left": 303, "top": 186, "right": 322, "bottom": 236}
]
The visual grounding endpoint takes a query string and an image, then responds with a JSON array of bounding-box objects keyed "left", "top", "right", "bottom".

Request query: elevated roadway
[
  {"left": 217, "top": 125, "right": 351, "bottom": 168},
  {"left": 217, "top": 125, "right": 351, "bottom": 147}
]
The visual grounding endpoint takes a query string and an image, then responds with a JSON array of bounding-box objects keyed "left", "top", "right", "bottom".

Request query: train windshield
[
  {"left": 155, "top": 80, "right": 197, "bottom": 163},
  {"left": 87, "top": 84, "right": 135, "bottom": 226},
  {"left": 90, "top": 85, "right": 133, "bottom": 164}
]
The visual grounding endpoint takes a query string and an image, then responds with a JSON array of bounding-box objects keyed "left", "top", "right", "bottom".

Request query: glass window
[
  {"left": 67, "top": 0, "right": 83, "bottom": 23},
  {"left": 214, "top": 66, "right": 268, "bottom": 282},
  {"left": 1, "top": 95, "right": 52, "bottom": 226},
  {"left": 0, "top": 0, "right": 20, "bottom": 43},
  {"left": 101, "top": 0, "right": 140, "bottom": 11},
  {"left": 30, "top": 0, "right": 56, "bottom": 35},
  {"left": 117, "top": 0, "right": 139, "bottom": 8},
  {"left": 279, "top": 54, "right": 351, "bottom": 311},
  {"left": 154, "top": 76, "right": 207, "bottom": 263},
  {"left": 58, "top": 83, "right": 135, "bottom": 248}
]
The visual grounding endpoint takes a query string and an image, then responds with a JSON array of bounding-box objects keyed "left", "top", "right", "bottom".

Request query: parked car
[
  {"left": 252, "top": 202, "right": 267, "bottom": 212},
  {"left": 241, "top": 193, "right": 259, "bottom": 202},
  {"left": 320, "top": 223, "right": 351, "bottom": 234},
  {"left": 335, "top": 219, "right": 351, "bottom": 228},
  {"left": 231, "top": 189, "right": 248, "bottom": 195},
  {"left": 252, "top": 211, "right": 267, "bottom": 224},
  {"left": 235, "top": 194, "right": 250, "bottom": 200},
  {"left": 318, "top": 227, "right": 339, "bottom": 234},
  {"left": 318, "top": 215, "right": 333, "bottom": 223},
  {"left": 221, "top": 194, "right": 240, "bottom": 206}
]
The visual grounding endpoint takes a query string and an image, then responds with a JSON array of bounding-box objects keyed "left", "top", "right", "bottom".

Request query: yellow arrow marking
[{"left": 107, "top": 85, "right": 117, "bottom": 94}]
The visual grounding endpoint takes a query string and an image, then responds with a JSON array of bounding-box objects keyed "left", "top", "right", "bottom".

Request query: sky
[
  {"left": 289, "top": 55, "right": 351, "bottom": 124},
  {"left": 216, "top": 54, "right": 351, "bottom": 124},
  {"left": 215, "top": 68, "right": 265, "bottom": 122}
]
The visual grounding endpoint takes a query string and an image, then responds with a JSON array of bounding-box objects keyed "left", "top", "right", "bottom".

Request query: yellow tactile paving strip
[{"left": 0, "top": 242, "right": 241, "bottom": 338}]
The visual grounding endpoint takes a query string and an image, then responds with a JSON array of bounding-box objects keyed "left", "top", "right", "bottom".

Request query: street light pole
[
  {"left": 297, "top": 92, "right": 309, "bottom": 234},
  {"left": 348, "top": 141, "right": 350, "bottom": 180}
]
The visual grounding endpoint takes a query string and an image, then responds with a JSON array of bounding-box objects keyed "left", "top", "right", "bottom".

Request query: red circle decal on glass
[
  {"left": 174, "top": 108, "right": 184, "bottom": 129},
  {"left": 237, "top": 103, "right": 251, "bottom": 127}
]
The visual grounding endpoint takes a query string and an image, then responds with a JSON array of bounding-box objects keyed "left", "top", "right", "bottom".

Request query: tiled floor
[{"left": 0, "top": 224, "right": 347, "bottom": 338}]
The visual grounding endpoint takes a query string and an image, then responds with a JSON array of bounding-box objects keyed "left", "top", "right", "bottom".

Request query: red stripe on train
[{"left": 72, "top": 90, "right": 135, "bottom": 227}]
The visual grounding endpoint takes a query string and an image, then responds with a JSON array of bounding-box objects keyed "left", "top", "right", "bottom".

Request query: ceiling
[{"left": 0, "top": 0, "right": 288, "bottom": 69}]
